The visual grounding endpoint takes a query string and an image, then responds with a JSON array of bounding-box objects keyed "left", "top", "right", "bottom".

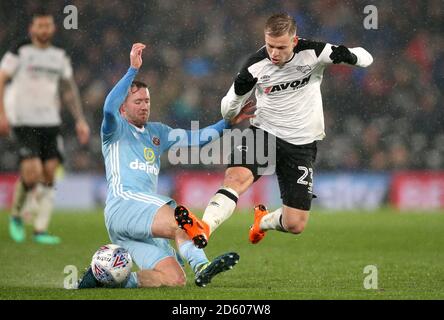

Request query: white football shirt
[
  {"left": 221, "top": 39, "right": 373, "bottom": 145},
  {"left": 0, "top": 40, "right": 73, "bottom": 126}
]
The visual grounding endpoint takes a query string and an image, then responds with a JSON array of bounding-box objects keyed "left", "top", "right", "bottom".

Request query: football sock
[
  {"left": 34, "top": 184, "right": 55, "bottom": 233},
  {"left": 124, "top": 272, "right": 138, "bottom": 288},
  {"left": 179, "top": 240, "right": 209, "bottom": 273},
  {"left": 259, "top": 207, "right": 287, "bottom": 232},
  {"left": 202, "top": 187, "right": 239, "bottom": 234},
  {"left": 21, "top": 184, "right": 42, "bottom": 223},
  {"left": 10, "top": 180, "right": 34, "bottom": 218}
]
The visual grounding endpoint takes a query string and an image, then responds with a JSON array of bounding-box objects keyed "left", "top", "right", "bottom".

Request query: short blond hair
[{"left": 265, "top": 13, "right": 297, "bottom": 37}]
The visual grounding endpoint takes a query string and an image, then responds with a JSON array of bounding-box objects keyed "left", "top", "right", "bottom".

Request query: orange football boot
[
  {"left": 175, "top": 205, "right": 210, "bottom": 248},
  {"left": 249, "top": 204, "right": 269, "bottom": 244}
]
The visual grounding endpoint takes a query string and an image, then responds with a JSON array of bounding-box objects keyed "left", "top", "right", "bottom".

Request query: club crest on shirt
[
  {"left": 152, "top": 136, "right": 160, "bottom": 146},
  {"left": 296, "top": 65, "right": 312, "bottom": 74},
  {"left": 144, "top": 147, "right": 156, "bottom": 164}
]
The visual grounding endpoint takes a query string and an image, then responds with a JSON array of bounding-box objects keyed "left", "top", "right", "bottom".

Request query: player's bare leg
[
  {"left": 79, "top": 255, "right": 187, "bottom": 289},
  {"left": 137, "top": 257, "right": 187, "bottom": 287},
  {"left": 249, "top": 205, "right": 309, "bottom": 244},
  {"left": 33, "top": 158, "right": 60, "bottom": 245},
  {"left": 9, "top": 157, "right": 42, "bottom": 243},
  {"left": 281, "top": 205, "right": 309, "bottom": 234},
  {"left": 223, "top": 167, "right": 255, "bottom": 195}
]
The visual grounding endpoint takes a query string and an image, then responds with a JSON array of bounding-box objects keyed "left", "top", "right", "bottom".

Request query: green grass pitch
[{"left": 1, "top": 208, "right": 443, "bottom": 300}]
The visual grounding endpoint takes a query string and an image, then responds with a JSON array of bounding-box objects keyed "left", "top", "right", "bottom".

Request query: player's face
[
  {"left": 30, "top": 16, "right": 56, "bottom": 45},
  {"left": 265, "top": 33, "right": 298, "bottom": 66},
  {"left": 122, "top": 88, "right": 151, "bottom": 127}
]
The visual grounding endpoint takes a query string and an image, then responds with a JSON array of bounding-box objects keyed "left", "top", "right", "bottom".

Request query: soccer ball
[{"left": 91, "top": 244, "right": 133, "bottom": 287}]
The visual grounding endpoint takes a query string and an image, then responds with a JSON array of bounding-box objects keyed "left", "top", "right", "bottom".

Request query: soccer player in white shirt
[
  {"left": 176, "top": 13, "right": 373, "bottom": 248},
  {"left": 0, "top": 10, "right": 90, "bottom": 245}
]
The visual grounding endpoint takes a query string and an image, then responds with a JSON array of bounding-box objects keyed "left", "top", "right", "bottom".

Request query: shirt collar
[{"left": 129, "top": 122, "right": 146, "bottom": 133}]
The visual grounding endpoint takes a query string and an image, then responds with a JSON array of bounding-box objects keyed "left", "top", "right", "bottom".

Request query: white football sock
[
  {"left": 10, "top": 180, "right": 32, "bottom": 218},
  {"left": 202, "top": 187, "right": 239, "bottom": 234},
  {"left": 259, "top": 207, "right": 287, "bottom": 232},
  {"left": 21, "top": 184, "right": 41, "bottom": 224},
  {"left": 34, "top": 185, "right": 55, "bottom": 233}
]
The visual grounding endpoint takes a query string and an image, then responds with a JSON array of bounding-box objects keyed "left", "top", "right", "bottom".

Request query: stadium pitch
[{"left": 1, "top": 208, "right": 443, "bottom": 300}]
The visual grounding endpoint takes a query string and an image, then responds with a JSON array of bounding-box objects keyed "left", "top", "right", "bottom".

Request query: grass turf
[{"left": 0, "top": 208, "right": 443, "bottom": 300}]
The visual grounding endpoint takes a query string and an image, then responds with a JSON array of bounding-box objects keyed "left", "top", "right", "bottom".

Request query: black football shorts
[
  {"left": 12, "top": 126, "right": 64, "bottom": 162},
  {"left": 228, "top": 126, "right": 317, "bottom": 211}
]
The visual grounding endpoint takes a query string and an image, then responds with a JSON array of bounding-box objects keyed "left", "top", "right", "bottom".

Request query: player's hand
[
  {"left": 230, "top": 100, "right": 256, "bottom": 126},
  {"left": 329, "top": 45, "right": 357, "bottom": 65},
  {"left": 0, "top": 113, "right": 10, "bottom": 136},
  {"left": 130, "top": 43, "right": 146, "bottom": 69},
  {"left": 76, "top": 119, "right": 90, "bottom": 145},
  {"left": 234, "top": 70, "right": 258, "bottom": 96}
]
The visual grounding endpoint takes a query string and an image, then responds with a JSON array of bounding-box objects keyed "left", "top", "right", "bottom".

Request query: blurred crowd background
[{"left": 0, "top": 0, "right": 443, "bottom": 173}]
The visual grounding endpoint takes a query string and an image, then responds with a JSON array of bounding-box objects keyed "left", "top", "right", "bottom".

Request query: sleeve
[
  {"left": 221, "top": 84, "right": 251, "bottom": 120},
  {"left": 318, "top": 43, "right": 373, "bottom": 67},
  {"left": 348, "top": 47, "right": 374, "bottom": 67},
  {"left": 61, "top": 53, "right": 73, "bottom": 80},
  {"left": 157, "top": 123, "right": 175, "bottom": 153},
  {"left": 221, "top": 47, "right": 266, "bottom": 120},
  {"left": 164, "top": 119, "right": 231, "bottom": 151},
  {"left": 0, "top": 52, "right": 19, "bottom": 77},
  {"left": 101, "top": 67, "right": 138, "bottom": 137}
]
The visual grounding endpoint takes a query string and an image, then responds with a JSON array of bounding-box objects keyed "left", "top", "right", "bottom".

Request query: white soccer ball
[{"left": 91, "top": 244, "right": 133, "bottom": 287}]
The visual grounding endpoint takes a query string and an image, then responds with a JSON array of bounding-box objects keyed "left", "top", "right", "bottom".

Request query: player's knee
[
  {"left": 21, "top": 159, "right": 43, "bottom": 185},
  {"left": 21, "top": 174, "right": 40, "bottom": 188},
  {"left": 173, "top": 274, "right": 187, "bottom": 287},
  {"left": 282, "top": 208, "right": 309, "bottom": 235},
  {"left": 284, "top": 213, "right": 308, "bottom": 234},
  {"left": 224, "top": 167, "right": 253, "bottom": 194},
  {"left": 286, "top": 222, "right": 306, "bottom": 235}
]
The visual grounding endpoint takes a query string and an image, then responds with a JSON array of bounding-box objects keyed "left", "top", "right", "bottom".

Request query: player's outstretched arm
[
  {"left": 102, "top": 43, "right": 145, "bottom": 135},
  {"left": 171, "top": 100, "right": 256, "bottom": 149},
  {"left": 321, "top": 44, "right": 373, "bottom": 67}
]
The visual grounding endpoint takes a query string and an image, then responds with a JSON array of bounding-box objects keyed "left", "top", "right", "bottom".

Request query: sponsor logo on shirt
[
  {"left": 129, "top": 158, "right": 159, "bottom": 175},
  {"left": 264, "top": 75, "right": 311, "bottom": 94},
  {"left": 27, "top": 65, "right": 61, "bottom": 76},
  {"left": 128, "top": 147, "right": 159, "bottom": 175},
  {"left": 144, "top": 147, "right": 156, "bottom": 164}
]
